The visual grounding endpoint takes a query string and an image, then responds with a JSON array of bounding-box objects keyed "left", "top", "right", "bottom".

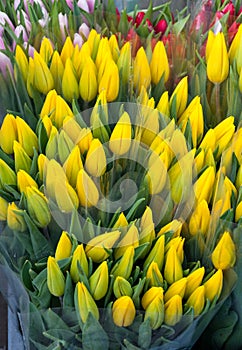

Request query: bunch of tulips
[{"left": 0, "top": 0, "right": 242, "bottom": 349}]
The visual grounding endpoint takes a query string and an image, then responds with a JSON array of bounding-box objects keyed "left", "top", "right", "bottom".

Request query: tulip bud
[
  {"left": 114, "top": 224, "right": 139, "bottom": 260},
  {"left": 89, "top": 261, "right": 109, "bottom": 300},
  {"left": 17, "top": 169, "right": 38, "bottom": 194},
  {"left": 117, "top": 42, "right": 131, "bottom": 86},
  {"left": 85, "top": 230, "right": 121, "bottom": 263},
  {"left": 146, "top": 154, "right": 167, "bottom": 195},
  {"left": 49, "top": 51, "right": 64, "bottom": 94},
  {"left": 40, "top": 89, "right": 57, "bottom": 120},
  {"left": 55, "top": 231, "right": 72, "bottom": 261},
  {"left": 25, "top": 186, "right": 51, "bottom": 228},
  {"left": 14, "top": 45, "right": 28, "bottom": 83},
  {"left": 87, "top": 29, "right": 100, "bottom": 60},
  {"left": 7, "top": 202, "right": 26, "bottom": 232},
  {"left": 184, "top": 267, "right": 205, "bottom": 300},
  {"left": 164, "top": 295, "right": 183, "bottom": 326},
  {"left": 186, "top": 285, "right": 205, "bottom": 317},
  {"left": 15, "top": 117, "right": 38, "bottom": 157},
  {"left": 79, "top": 56, "right": 97, "bottom": 102},
  {"left": 146, "top": 261, "right": 164, "bottom": 287},
  {"left": 164, "top": 277, "right": 187, "bottom": 302},
  {"left": 207, "top": 32, "right": 229, "bottom": 84},
  {"left": 47, "top": 256, "right": 65, "bottom": 297},
  {"left": 0, "top": 114, "right": 17, "bottom": 154},
  {"left": 139, "top": 206, "right": 155, "bottom": 257},
  {"left": 98, "top": 59, "right": 119, "bottom": 102},
  {"left": 157, "top": 220, "right": 183, "bottom": 238},
  {"left": 144, "top": 295, "right": 164, "bottom": 330},
  {"left": 165, "top": 237, "right": 185, "bottom": 263},
  {"left": 75, "top": 281, "right": 99, "bottom": 323},
  {"left": 143, "top": 234, "right": 165, "bottom": 271},
  {"left": 13, "top": 141, "right": 32, "bottom": 173},
  {"left": 62, "top": 58, "right": 79, "bottom": 102},
  {"left": 141, "top": 286, "right": 164, "bottom": 310},
  {"left": 63, "top": 145, "right": 83, "bottom": 188},
  {"left": 32, "top": 51, "right": 54, "bottom": 94},
  {"left": 193, "top": 166, "right": 215, "bottom": 204},
  {"left": 169, "top": 76, "right": 188, "bottom": 117},
  {"left": 212, "top": 231, "right": 236, "bottom": 270},
  {"left": 109, "top": 34, "right": 120, "bottom": 62},
  {"left": 95, "top": 37, "right": 112, "bottom": 69},
  {"left": 150, "top": 41, "right": 169, "bottom": 84},
  {"left": 39, "top": 37, "right": 54, "bottom": 63},
  {"left": 0, "top": 159, "right": 17, "bottom": 189},
  {"left": 189, "top": 200, "right": 210, "bottom": 236},
  {"left": 109, "top": 112, "right": 131, "bottom": 156},
  {"left": 85, "top": 138, "right": 106, "bottom": 177},
  {"left": 113, "top": 212, "right": 128, "bottom": 228},
  {"left": 111, "top": 246, "right": 134, "bottom": 280},
  {"left": 55, "top": 178, "right": 79, "bottom": 213},
  {"left": 235, "top": 201, "right": 242, "bottom": 223},
  {"left": 133, "top": 47, "right": 151, "bottom": 94},
  {"left": 0, "top": 197, "right": 8, "bottom": 221},
  {"left": 203, "top": 269, "right": 223, "bottom": 303},
  {"left": 112, "top": 296, "right": 136, "bottom": 327},
  {"left": 60, "top": 36, "right": 74, "bottom": 65},
  {"left": 113, "top": 276, "right": 133, "bottom": 298},
  {"left": 213, "top": 116, "right": 235, "bottom": 158},
  {"left": 77, "top": 128, "right": 93, "bottom": 154},
  {"left": 70, "top": 244, "right": 89, "bottom": 282},
  {"left": 76, "top": 169, "right": 99, "bottom": 207},
  {"left": 205, "top": 30, "right": 216, "bottom": 62},
  {"left": 164, "top": 245, "right": 183, "bottom": 285},
  {"left": 156, "top": 91, "right": 170, "bottom": 117},
  {"left": 41, "top": 116, "right": 53, "bottom": 138},
  {"left": 57, "top": 130, "right": 75, "bottom": 164}
]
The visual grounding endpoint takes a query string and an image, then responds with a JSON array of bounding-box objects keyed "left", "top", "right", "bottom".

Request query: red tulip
[{"left": 154, "top": 19, "right": 168, "bottom": 35}]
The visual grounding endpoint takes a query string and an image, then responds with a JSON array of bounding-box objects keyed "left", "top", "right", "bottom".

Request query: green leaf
[
  {"left": 21, "top": 260, "right": 34, "bottom": 291},
  {"left": 63, "top": 272, "right": 74, "bottom": 308},
  {"left": 82, "top": 313, "right": 109, "bottom": 350},
  {"left": 138, "top": 318, "right": 152, "bottom": 349},
  {"left": 43, "top": 308, "right": 70, "bottom": 331},
  {"left": 172, "top": 14, "right": 190, "bottom": 35}
]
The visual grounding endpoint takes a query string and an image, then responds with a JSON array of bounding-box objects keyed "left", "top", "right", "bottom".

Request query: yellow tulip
[
  {"left": 0, "top": 159, "right": 17, "bottom": 189},
  {"left": 156, "top": 91, "right": 170, "bottom": 117},
  {"left": 89, "top": 261, "right": 109, "bottom": 300},
  {"left": 111, "top": 246, "right": 134, "bottom": 280},
  {"left": 205, "top": 30, "right": 215, "bottom": 62},
  {"left": 207, "top": 32, "right": 229, "bottom": 84},
  {"left": 39, "top": 37, "right": 54, "bottom": 63},
  {"left": 47, "top": 256, "right": 65, "bottom": 297},
  {"left": 164, "top": 277, "right": 187, "bottom": 302},
  {"left": 98, "top": 59, "right": 119, "bottom": 102},
  {"left": 7, "top": 202, "right": 26, "bottom": 232},
  {"left": 109, "top": 34, "right": 120, "bottom": 62},
  {"left": 114, "top": 223, "right": 139, "bottom": 260},
  {"left": 75, "top": 281, "right": 99, "bottom": 323},
  {"left": 0, "top": 197, "right": 8, "bottom": 221},
  {"left": 189, "top": 200, "right": 210, "bottom": 236},
  {"left": 165, "top": 237, "right": 185, "bottom": 263},
  {"left": 143, "top": 234, "right": 165, "bottom": 271},
  {"left": 95, "top": 37, "right": 112, "bottom": 69},
  {"left": 13, "top": 141, "right": 32, "bottom": 173},
  {"left": 117, "top": 42, "right": 131, "bottom": 86},
  {"left": 146, "top": 261, "right": 164, "bottom": 287},
  {"left": 70, "top": 244, "right": 89, "bottom": 282},
  {"left": 25, "top": 186, "right": 51, "bottom": 228},
  {"left": 186, "top": 285, "right": 205, "bottom": 317},
  {"left": 17, "top": 169, "right": 38, "bottom": 194},
  {"left": 40, "top": 89, "right": 57, "bottom": 120},
  {"left": 150, "top": 41, "right": 169, "bottom": 84},
  {"left": 14, "top": 45, "right": 28, "bottom": 83},
  {"left": 55, "top": 231, "right": 72, "bottom": 261},
  {"left": 157, "top": 219, "right": 183, "bottom": 238},
  {"left": 41, "top": 115, "right": 53, "bottom": 138},
  {"left": 144, "top": 295, "right": 164, "bottom": 330},
  {"left": 169, "top": 76, "right": 188, "bottom": 117},
  {"left": 38, "top": 154, "right": 49, "bottom": 182},
  {"left": 15, "top": 117, "right": 38, "bottom": 157},
  {"left": 213, "top": 116, "right": 235, "bottom": 158},
  {"left": 32, "top": 51, "right": 54, "bottom": 94},
  {"left": 184, "top": 267, "right": 205, "bottom": 300},
  {"left": 113, "top": 212, "right": 128, "bottom": 228},
  {"left": 193, "top": 166, "right": 215, "bottom": 203},
  {"left": 133, "top": 47, "right": 151, "bottom": 94},
  {"left": 62, "top": 58, "right": 79, "bottom": 102},
  {"left": 60, "top": 36, "right": 74, "bottom": 65},
  {"left": 203, "top": 269, "right": 223, "bottom": 303},
  {"left": 78, "top": 128, "right": 93, "bottom": 154},
  {"left": 79, "top": 56, "right": 97, "bottom": 102},
  {"left": 49, "top": 51, "right": 64, "bottom": 94},
  {"left": 109, "top": 112, "right": 131, "bottom": 155},
  {"left": 141, "top": 286, "right": 164, "bottom": 310},
  {"left": 164, "top": 295, "right": 183, "bottom": 326},
  {"left": 76, "top": 169, "right": 99, "bottom": 207},
  {"left": 63, "top": 145, "right": 83, "bottom": 188},
  {"left": 112, "top": 296, "right": 136, "bottom": 327},
  {"left": 113, "top": 276, "right": 133, "bottom": 298},
  {"left": 0, "top": 114, "right": 17, "bottom": 154},
  {"left": 212, "top": 231, "right": 236, "bottom": 270},
  {"left": 164, "top": 245, "right": 183, "bottom": 285},
  {"left": 85, "top": 138, "right": 106, "bottom": 177}
]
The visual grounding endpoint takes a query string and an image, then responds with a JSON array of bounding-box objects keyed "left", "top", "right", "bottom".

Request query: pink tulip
[
  {"left": 78, "top": 23, "right": 90, "bottom": 38},
  {"left": 0, "top": 52, "right": 13, "bottom": 78},
  {"left": 86, "top": 0, "right": 95, "bottom": 12},
  {"left": 77, "top": 0, "right": 89, "bottom": 12},
  {"left": 58, "top": 13, "right": 69, "bottom": 42}
]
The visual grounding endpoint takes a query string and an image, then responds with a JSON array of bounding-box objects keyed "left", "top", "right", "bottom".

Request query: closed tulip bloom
[
  {"left": 25, "top": 187, "right": 51, "bottom": 228},
  {"left": 146, "top": 261, "right": 164, "bottom": 287},
  {"left": 76, "top": 281, "right": 99, "bottom": 323},
  {"left": 40, "top": 89, "right": 57, "bottom": 120},
  {"left": 203, "top": 269, "right": 223, "bottom": 303},
  {"left": 41, "top": 116, "right": 53, "bottom": 138},
  {"left": 212, "top": 231, "right": 236, "bottom": 270},
  {"left": 213, "top": 116, "right": 235, "bottom": 158},
  {"left": 236, "top": 165, "right": 242, "bottom": 189},
  {"left": 150, "top": 41, "right": 169, "bottom": 84},
  {"left": 14, "top": 45, "right": 28, "bottom": 83},
  {"left": 146, "top": 153, "right": 167, "bottom": 195},
  {"left": 186, "top": 285, "right": 205, "bottom": 317},
  {"left": 32, "top": 51, "right": 54, "bottom": 95},
  {"left": 228, "top": 24, "right": 242, "bottom": 63},
  {"left": 194, "top": 166, "right": 215, "bottom": 204},
  {"left": 50, "top": 51, "right": 64, "bottom": 94},
  {"left": 45, "top": 159, "right": 66, "bottom": 199},
  {"left": 55, "top": 231, "right": 72, "bottom": 261},
  {"left": 164, "top": 277, "right": 187, "bottom": 302},
  {"left": 164, "top": 295, "right": 183, "bottom": 326},
  {"left": 55, "top": 178, "right": 79, "bottom": 213},
  {"left": 98, "top": 59, "right": 119, "bottom": 102},
  {"left": 189, "top": 200, "right": 210, "bottom": 236},
  {"left": 199, "top": 129, "right": 216, "bottom": 153},
  {"left": 235, "top": 201, "right": 242, "bottom": 223},
  {"left": 169, "top": 76, "right": 188, "bottom": 117},
  {"left": 13, "top": 141, "right": 32, "bottom": 173},
  {"left": 143, "top": 233, "right": 165, "bottom": 271},
  {"left": 95, "top": 37, "right": 112, "bottom": 69},
  {"left": 39, "top": 37, "right": 53, "bottom": 63},
  {"left": 77, "top": 128, "right": 93, "bottom": 154},
  {"left": 113, "top": 212, "right": 128, "bottom": 228},
  {"left": 165, "top": 237, "right": 185, "bottom": 263},
  {"left": 17, "top": 170, "right": 38, "bottom": 194},
  {"left": 144, "top": 296, "right": 164, "bottom": 330},
  {"left": 0, "top": 197, "right": 8, "bottom": 221},
  {"left": 58, "top": 130, "right": 75, "bottom": 164},
  {"left": 117, "top": 42, "right": 131, "bottom": 85},
  {"left": 63, "top": 145, "right": 83, "bottom": 188},
  {"left": 133, "top": 47, "right": 151, "bottom": 94},
  {"left": 85, "top": 230, "right": 121, "bottom": 263},
  {"left": 7, "top": 202, "right": 26, "bottom": 232},
  {"left": 15, "top": 117, "right": 38, "bottom": 157},
  {"left": 184, "top": 267, "right": 205, "bottom": 300},
  {"left": 112, "top": 296, "right": 136, "bottom": 327},
  {"left": 114, "top": 224, "right": 139, "bottom": 260},
  {"left": 0, "top": 159, "right": 17, "bottom": 189},
  {"left": 63, "top": 117, "right": 82, "bottom": 144},
  {"left": 70, "top": 244, "right": 89, "bottom": 282},
  {"left": 79, "top": 57, "right": 97, "bottom": 102},
  {"left": 164, "top": 245, "right": 183, "bottom": 285},
  {"left": 157, "top": 220, "right": 183, "bottom": 238},
  {"left": 47, "top": 256, "right": 65, "bottom": 297},
  {"left": 109, "top": 34, "right": 120, "bottom": 62},
  {"left": 60, "top": 36, "right": 74, "bottom": 65},
  {"left": 111, "top": 246, "right": 134, "bottom": 280},
  {"left": 109, "top": 112, "right": 131, "bottom": 156},
  {"left": 85, "top": 138, "right": 106, "bottom": 177},
  {"left": 205, "top": 30, "right": 215, "bottom": 62},
  {"left": 141, "top": 286, "right": 164, "bottom": 310},
  {"left": 113, "top": 276, "right": 133, "bottom": 298},
  {"left": 207, "top": 32, "right": 229, "bottom": 84},
  {"left": 0, "top": 114, "right": 17, "bottom": 154},
  {"left": 89, "top": 261, "right": 109, "bottom": 300},
  {"left": 62, "top": 58, "right": 79, "bottom": 102},
  {"left": 156, "top": 91, "right": 170, "bottom": 117},
  {"left": 76, "top": 169, "right": 99, "bottom": 207},
  {"left": 87, "top": 29, "right": 100, "bottom": 59}
]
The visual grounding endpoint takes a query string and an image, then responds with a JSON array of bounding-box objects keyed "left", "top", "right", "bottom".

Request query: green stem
[{"left": 215, "top": 83, "right": 221, "bottom": 124}]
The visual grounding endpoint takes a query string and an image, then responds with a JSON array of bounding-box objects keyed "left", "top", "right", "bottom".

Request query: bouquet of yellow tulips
[{"left": 0, "top": 0, "right": 242, "bottom": 349}]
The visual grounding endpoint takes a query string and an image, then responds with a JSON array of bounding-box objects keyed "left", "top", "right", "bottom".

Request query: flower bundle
[{"left": 0, "top": 0, "right": 242, "bottom": 349}]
